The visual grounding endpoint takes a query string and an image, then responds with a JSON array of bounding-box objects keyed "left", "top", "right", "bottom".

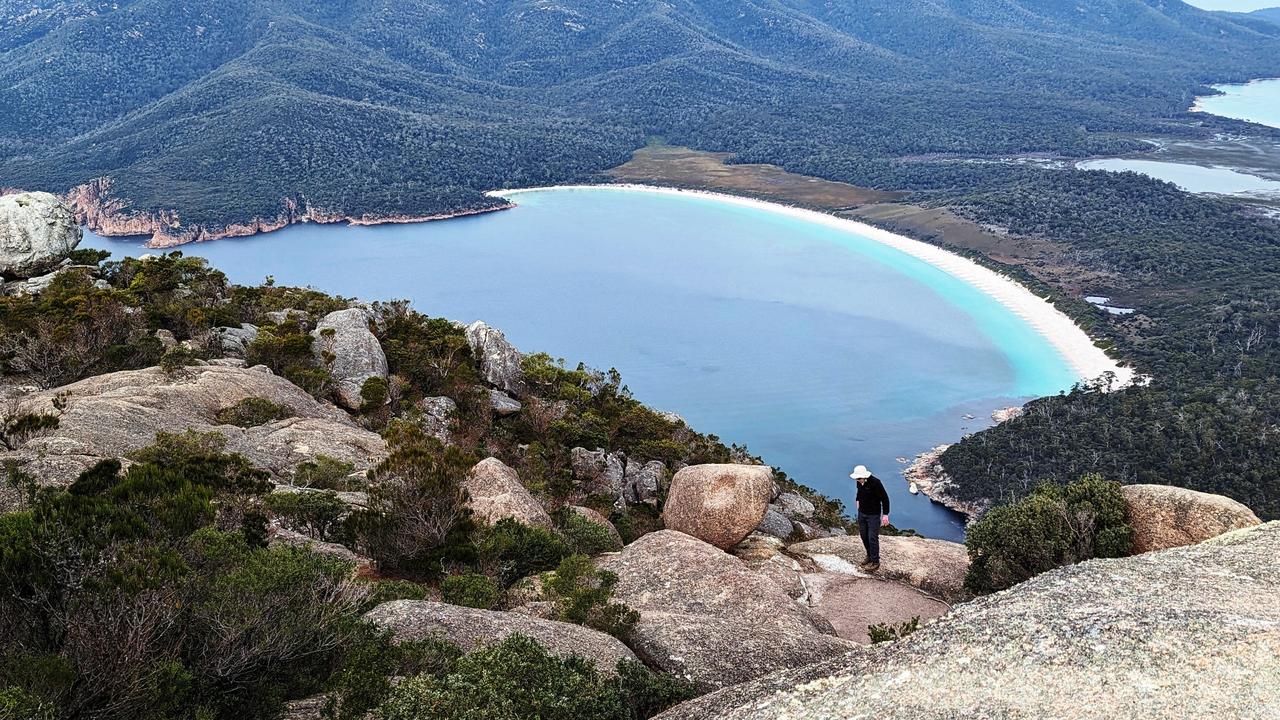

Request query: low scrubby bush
[
  {"left": 555, "top": 508, "right": 622, "bottom": 556},
  {"left": 477, "top": 518, "right": 571, "bottom": 587},
  {"left": 215, "top": 397, "right": 292, "bottom": 427},
  {"left": 964, "top": 474, "right": 1132, "bottom": 593},
  {"left": 545, "top": 555, "right": 638, "bottom": 640},
  {"left": 374, "top": 634, "right": 691, "bottom": 720},
  {"left": 263, "top": 489, "right": 348, "bottom": 541},
  {"left": 439, "top": 573, "right": 500, "bottom": 609}
]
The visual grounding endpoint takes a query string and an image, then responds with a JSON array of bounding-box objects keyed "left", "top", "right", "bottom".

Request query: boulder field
[
  {"left": 657, "top": 521, "right": 1280, "bottom": 719},
  {"left": 0, "top": 362, "right": 386, "bottom": 508}
]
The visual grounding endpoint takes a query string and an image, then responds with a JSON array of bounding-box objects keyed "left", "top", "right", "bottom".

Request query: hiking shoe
[{"left": 863, "top": 562, "right": 880, "bottom": 573}]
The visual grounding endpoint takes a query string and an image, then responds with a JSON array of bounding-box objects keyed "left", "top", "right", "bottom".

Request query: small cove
[
  {"left": 1193, "top": 78, "right": 1280, "bottom": 129},
  {"left": 82, "top": 187, "right": 1091, "bottom": 541}
]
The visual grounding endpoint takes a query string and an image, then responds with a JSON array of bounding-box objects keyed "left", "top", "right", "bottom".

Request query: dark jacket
[{"left": 856, "top": 475, "right": 891, "bottom": 517}]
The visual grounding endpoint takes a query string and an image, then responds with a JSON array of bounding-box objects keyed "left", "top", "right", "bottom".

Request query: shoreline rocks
[
  {"left": 901, "top": 444, "right": 990, "bottom": 520},
  {"left": 63, "top": 177, "right": 514, "bottom": 248}
]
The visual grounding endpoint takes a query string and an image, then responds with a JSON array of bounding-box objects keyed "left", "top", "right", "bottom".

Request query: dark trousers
[{"left": 857, "top": 513, "right": 881, "bottom": 564}]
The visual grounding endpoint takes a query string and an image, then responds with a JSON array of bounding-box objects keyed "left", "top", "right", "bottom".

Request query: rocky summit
[{"left": 657, "top": 522, "right": 1280, "bottom": 720}]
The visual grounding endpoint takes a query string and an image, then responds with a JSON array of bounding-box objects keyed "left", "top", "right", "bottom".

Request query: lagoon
[
  {"left": 1077, "top": 158, "right": 1280, "bottom": 197},
  {"left": 83, "top": 187, "right": 1085, "bottom": 541},
  {"left": 1194, "top": 78, "right": 1280, "bottom": 129}
]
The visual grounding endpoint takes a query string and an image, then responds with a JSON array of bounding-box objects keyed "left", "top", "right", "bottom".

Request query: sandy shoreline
[{"left": 492, "top": 184, "right": 1134, "bottom": 388}]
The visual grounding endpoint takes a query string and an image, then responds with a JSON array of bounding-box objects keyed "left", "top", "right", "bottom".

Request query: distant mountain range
[
  {"left": 2, "top": 0, "right": 1279, "bottom": 231},
  {"left": 1248, "top": 6, "right": 1280, "bottom": 23}
]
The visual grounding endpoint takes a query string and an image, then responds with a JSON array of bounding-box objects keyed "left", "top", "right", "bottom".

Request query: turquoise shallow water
[
  {"left": 83, "top": 187, "right": 1081, "bottom": 540},
  {"left": 1195, "top": 78, "right": 1280, "bottom": 129}
]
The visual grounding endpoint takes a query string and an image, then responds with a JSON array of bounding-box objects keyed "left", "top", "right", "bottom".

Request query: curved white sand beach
[{"left": 489, "top": 184, "right": 1135, "bottom": 389}]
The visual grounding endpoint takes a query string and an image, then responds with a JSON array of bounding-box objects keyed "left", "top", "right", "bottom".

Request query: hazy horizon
[{"left": 1185, "top": 0, "right": 1277, "bottom": 10}]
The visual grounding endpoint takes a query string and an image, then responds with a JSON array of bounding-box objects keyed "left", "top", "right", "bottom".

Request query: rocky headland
[{"left": 61, "top": 177, "right": 514, "bottom": 248}]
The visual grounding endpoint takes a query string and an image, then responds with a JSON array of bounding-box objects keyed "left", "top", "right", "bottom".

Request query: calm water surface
[
  {"left": 1077, "top": 158, "right": 1280, "bottom": 197},
  {"left": 84, "top": 188, "right": 1083, "bottom": 541},
  {"left": 1195, "top": 78, "right": 1280, "bottom": 129}
]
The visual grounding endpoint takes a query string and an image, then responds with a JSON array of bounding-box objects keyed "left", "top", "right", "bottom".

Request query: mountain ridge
[{"left": 3, "top": 0, "right": 1279, "bottom": 233}]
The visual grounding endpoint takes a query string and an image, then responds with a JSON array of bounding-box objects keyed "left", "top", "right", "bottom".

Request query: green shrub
[
  {"left": 263, "top": 490, "right": 348, "bottom": 541},
  {"left": 965, "top": 474, "right": 1132, "bottom": 593},
  {"left": 440, "top": 573, "right": 500, "bottom": 609},
  {"left": 127, "top": 430, "right": 269, "bottom": 495},
  {"left": 246, "top": 321, "right": 330, "bottom": 396},
  {"left": 379, "top": 305, "right": 479, "bottom": 396},
  {"left": 360, "top": 579, "right": 428, "bottom": 614},
  {"left": 1, "top": 412, "right": 58, "bottom": 447},
  {"left": 158, "top": 346, "right": 199, "bottom": 376},
  {"left": 0, "top": 685, "right": 57, "bottom": 720},
  {"left": 868, "top": 617, "right": 920, "bottom": 643},
  {"left": 545, "top": 555, "right": 638, "bottom": 640},
  {"left": 477, "top": 519, "right": 570, "bottom": 587},
  {"left": 554, "top": 508, "right": 622, "bottom": 556},
  {"left": 374, "top": 634, "right": 626, "bottom": 720},
  {"left": 65, "top": 248, "right": 112, "bottom": 266},
  {"left": 321, "top": 627, "right": 464, "bottom": 720},
  {"left": 215, "top": 397, "right": 293, "bottom": 427},
  {"left": 359, "top": 376, "right": 390, "bottom": 412},
  {"left": 353, "top": 422, "right": 477, "bottom": 578},
  {"left": 614, "top": 660, "right": 698, "bottom": 719},
  {"left": 295, "top": 455, "right": 360, "bottom": 491}
]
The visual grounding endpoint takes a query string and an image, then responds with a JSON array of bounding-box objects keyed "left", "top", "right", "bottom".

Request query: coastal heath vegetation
[{"left": 963, "top": 475, "right": 1132, "bottom": 594}]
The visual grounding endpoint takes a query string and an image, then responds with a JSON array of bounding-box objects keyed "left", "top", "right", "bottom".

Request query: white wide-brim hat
[{"left": 850, "top": 465, "right": 871, "bottom": 480}]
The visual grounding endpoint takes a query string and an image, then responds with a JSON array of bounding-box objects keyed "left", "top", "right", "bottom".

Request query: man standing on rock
[{"left": 852, "top": 465, "right": 890, "bottom": 572}]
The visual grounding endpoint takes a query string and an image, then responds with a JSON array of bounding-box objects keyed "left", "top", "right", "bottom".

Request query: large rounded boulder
[
  {"left": 663, "top": 464, "right": 773, "bottom": 549},
  {"left": 1122, "top": 484, "right": 1261, "bottom": 554},
  {"left": 463, "top": 457, "right": 553, "bottom": 528},
  {"left": 0, "top": 192, "right": 81, "bottom": 279},
  {"left": 311, "top": 308, "right": 389, "bottom": 411},
  {"left": 365, "top": 600, "right": 637, "bottom": 673}
]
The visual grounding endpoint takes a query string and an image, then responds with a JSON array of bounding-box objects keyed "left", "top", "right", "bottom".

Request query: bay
[{"left": 83, "top": 187, "right": 1084, "bottom": 541}]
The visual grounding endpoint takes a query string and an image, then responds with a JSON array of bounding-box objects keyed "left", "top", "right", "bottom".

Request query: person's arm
[{"left": 878, "top": 479, "right": 891, "bottom": 526}]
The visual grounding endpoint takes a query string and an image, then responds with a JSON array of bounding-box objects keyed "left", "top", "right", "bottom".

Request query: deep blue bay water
[{"left": 83, "top": 187, "right": 1083, "bottom": 541}]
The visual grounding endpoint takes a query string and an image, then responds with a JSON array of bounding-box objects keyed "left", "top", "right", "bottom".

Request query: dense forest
[
  {"left": 931, "top": 168, "right": 1280, "bottom": 519},
  {"left": 2, "top": 0, "right": 1280, "bottom": 229}
]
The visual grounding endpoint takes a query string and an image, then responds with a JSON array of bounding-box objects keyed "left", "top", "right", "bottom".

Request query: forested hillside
[{"left": 2, "top": 0, "right": 1279, "bottom": 230}]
